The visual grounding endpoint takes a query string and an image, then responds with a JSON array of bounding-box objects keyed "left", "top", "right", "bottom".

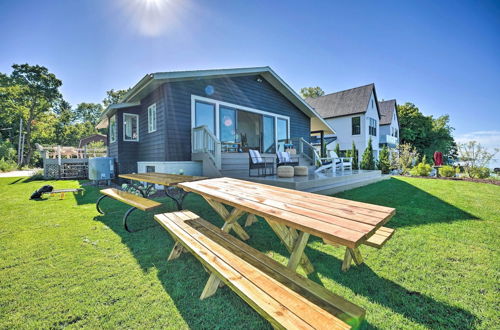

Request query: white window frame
[
  {"left": 148, "top": 103, "right": 157, "bottom": 133},
  {"left": 109, "top": 115, "right": 117, "bottom": 143},
  {"left": 123, "top": 113, "right": 139, "bottom": 142},
  {"left": 191, "top": 95, "right": 290, "bottom": 148}
]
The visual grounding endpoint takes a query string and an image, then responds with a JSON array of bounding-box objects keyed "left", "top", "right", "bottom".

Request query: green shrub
[
  {"left": 360, "top": 137, "right": 375, "bottom": 170},
  {"left": 377, "top": 146, "right": 390, "bottom": 174},
  {"left": 410, "top": 159, "right": 432, "bottom": 176},
  {"left": 439, "top": 165, "right": 456, "bottom": 177},
  {"left": 469, "top": 167, "right": 490, "bottom": 179},
  {"left": 0, "top": 139, "right": 17, "bottom": 162},
  {"left": 0, "top": 158, "right": 18, "bottom": 172}
]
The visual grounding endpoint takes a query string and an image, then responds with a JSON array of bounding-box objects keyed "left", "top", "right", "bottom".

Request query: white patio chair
[
  {"left": 312, "top": 149, "right": 341, "bottom": 173},
  {"left": 328, "top": 151, "right": 353, "bottom": 171}
]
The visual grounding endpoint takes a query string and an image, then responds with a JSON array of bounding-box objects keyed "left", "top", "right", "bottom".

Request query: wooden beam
[
  {"left": 200, "top": 273, "right": 222, "bottom": 300},
  {"left": 167, "top": 242, "right": 185, "bottom": 261},
  {"left": 341, "top": 248, "right": 352, "bottom": 272},
  {"left": 287, "top": 231, "right": 310, "bottom": 271},
  {"left": 266, "top": 218, "right": 314, "bottom": 274},
  {"left": 245, "top": 214, "right": 258, "bottom": 227},
  {"left": 204, "top": 197, "right": 249, "bottom": 241}
]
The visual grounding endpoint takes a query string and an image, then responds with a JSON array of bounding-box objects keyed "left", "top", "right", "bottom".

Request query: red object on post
[{"left": 434, "top": 151, "right": 443, "bottom": 166}]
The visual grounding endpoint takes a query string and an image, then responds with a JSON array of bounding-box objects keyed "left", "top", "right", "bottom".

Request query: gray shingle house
[{"left": 96, "top": 67, "right": 334, "bottom": 177}]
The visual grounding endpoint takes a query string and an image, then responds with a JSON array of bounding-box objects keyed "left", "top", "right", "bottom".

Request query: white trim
[
  {"left": 148, "top": 103, "right": 157, "bottom": 133},
  {"left": 191, "top": 94, "right": 290, "bottom": 144},
  {"left": 109, "top": 115, "right": 117, "bottom": 143},
  {"left": 123, "top": 113, "right": 139, "bottom": 142}
]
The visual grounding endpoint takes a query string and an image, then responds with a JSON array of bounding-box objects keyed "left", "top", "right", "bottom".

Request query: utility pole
[{"left": 17, "top": 118, "right": 23, "bottom": 166}]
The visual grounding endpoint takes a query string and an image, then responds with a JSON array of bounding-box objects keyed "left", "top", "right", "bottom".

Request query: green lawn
[{"left": 0, "top": 177, "right": 498, "bottom": 329}]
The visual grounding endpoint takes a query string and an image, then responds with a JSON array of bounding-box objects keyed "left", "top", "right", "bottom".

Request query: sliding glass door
[
  {"left": 192, "top": 97, "right": 290, "bottom": 154},
  {"left": 262, "top": 115, "right": 275, "bottom": 153},
  {"left": 277, "top": 118, "right": 288, "bottom": 152}
]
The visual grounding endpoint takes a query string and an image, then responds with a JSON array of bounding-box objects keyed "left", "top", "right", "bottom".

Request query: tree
[
  {"left": 351, "top": 141, "right": 359, "bottom": 170},
  {"left": 457, "top": 141, "right": 498, "bottom": 178},
  {"left": 102, "top": 88, "right": 130, "bottom": 108},
  {"left": 8, "top": 64, "right": 62, "bottom": 166},
  {"left": 75, "top": 102, "right": 104, "bottom": 126},
  {"left": 300, "top": 86, "right": 325, "bottom": 99},
  {"left": 334, "top": 143, "right": 341, "bottom": 156},
  {"left": 378, "top": 145, "right": 390, "bottom": 174},
  {"left": 397, "top": 102, "right": 455, "bottom": 160},
  {"left": 360, "top": 137, "right": 375, "bottom": 170},
  {"left": 397, "top": 143, "right": 419, "bottom": 175}
]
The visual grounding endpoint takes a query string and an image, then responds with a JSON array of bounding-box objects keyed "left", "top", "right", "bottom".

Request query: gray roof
[
  {"left": 378, "top": 99, "right": 397, "bottom": 125},
  {"left": 306, "top": 83, "right": 378, "bottom": 119}
]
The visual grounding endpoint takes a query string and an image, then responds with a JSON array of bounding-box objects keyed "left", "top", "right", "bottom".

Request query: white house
[
  {"left": 306, "top": 84, "right": 381, "bottom": 160},
  {"left": 378, "top": 99, "right": 400, "bottom": 149}
]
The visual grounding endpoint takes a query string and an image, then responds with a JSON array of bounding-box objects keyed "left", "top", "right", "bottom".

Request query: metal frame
[{"left": 96, "top": 193, "right": 155, "bottom": 233}]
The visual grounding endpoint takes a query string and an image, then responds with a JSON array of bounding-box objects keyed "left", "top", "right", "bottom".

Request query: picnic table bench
[
  {"left": 179, "top": 177, "right": 396, "bottom": 272},
  {"left": 95, "top": 173, "right": 206, "bottom": 232},
  {"left": 119, "top": 173, "right": 206, "bottom": 210},
  {"left": 43, "top": 188, "right": 84, "bottom": 199},
  {"left": 97, "top": 188, "right": 162, "bottom": 232},
  {"left": 155, "top": 210, "right": 365, "bottom": 329}
]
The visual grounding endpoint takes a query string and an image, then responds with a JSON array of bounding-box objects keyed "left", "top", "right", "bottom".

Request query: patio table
[
  {"left": 119, "top": 173, "right": 206, "bottom": 210},
  {"left": 178, "top": 177, "right": 395, "bottom": 274}
]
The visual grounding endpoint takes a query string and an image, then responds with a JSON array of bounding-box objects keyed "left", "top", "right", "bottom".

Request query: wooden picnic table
[
  {"left": 119, "top": 173, "right": 206, "bottom": 210},
  {"left": 179, "top": 177, "right": 395, "bottom": 273}
]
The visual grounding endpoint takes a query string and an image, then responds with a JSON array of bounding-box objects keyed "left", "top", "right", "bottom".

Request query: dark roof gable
[
  {"left": 378, "top": 99, "right": 397, "bottom": 125},
  {"left": 305, "top": 83, "right": 380, "bottom": 119}
]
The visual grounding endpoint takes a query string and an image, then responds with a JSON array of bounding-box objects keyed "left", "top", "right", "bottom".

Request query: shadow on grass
[
  {"left": 81, "top": 179, "right": 478, "bottom": 328},
  {"left": 335, "top": 178, "right": 478, "bottom": 228},
  {"left": 90, "top": 193, "right": 272, "bottom": 329},
  {"left": 303, "top": 240, "right": 476, "bottom": 329}
]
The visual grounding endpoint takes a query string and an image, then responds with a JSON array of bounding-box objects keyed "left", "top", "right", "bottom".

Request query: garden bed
[{"left": 395, "top": 175, "right": 500, "bottom": 186}]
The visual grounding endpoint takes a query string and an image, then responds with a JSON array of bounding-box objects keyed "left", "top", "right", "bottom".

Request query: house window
[
  {"left": 123, "top": 113, "right": 139, "bottom": 141},
  {"left": 352, "top": 117, "right": 361, "bottom": 135},
  {"left": 146, "top": 166, "right": 155, "bottom": 173},
  {"left": 148, "top": 103, "right": 157, "bottom": 133},
  {"left": 195, "top": 101, "right": 215, "bottom": 134},
  {"left": 368, "top": 117, "right": 377, "bottom": 136},
  {"left": 109, "top": 115, "right": 117, "bottom": 143}
]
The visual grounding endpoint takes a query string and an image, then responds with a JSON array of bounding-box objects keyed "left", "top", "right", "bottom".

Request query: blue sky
[{"left": 1, "top": 0, "right": 499, "bottom": 150}]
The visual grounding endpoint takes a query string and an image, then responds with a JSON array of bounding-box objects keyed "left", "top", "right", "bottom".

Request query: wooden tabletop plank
[
  {"left": 197, "top": 181, "right": 375, "bottom": 235},
  {"left": 209, "top": 177, "right": 395, "bottom": 214},
  {"left": 179, "top": 180, "right": 366, "bottom": 248},
  {"left": 119, "top": 173, "right": 207, "bottom": 187},
  {"left": 215, "top": 178, "right": 393, "bottom": 220},
  {"left": 212, "top": 179, "right": 389, "bottom": 225}
]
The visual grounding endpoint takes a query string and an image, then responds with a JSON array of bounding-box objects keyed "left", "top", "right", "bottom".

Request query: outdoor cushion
[
  {"left": 277, "top": 151, "right": 291, "bottom": 163},
  {"left": 249, "top": 149, "right": 263, "bottom": 163},
  {"left": 294, "top": 166, "right": 308, "bottom": 176},
  {"left": 277, "top": 166, "right": 294, "bottom": 178}
]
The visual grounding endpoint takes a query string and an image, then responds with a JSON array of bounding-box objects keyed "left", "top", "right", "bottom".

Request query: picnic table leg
[
  {"left": 342, "top": 247, "right": 364, "bottom": 272},
  {"left": 167, "top": 242, "right": 185, "bottom": 261},
  {"left": 96, "top": 195, "right": 108, "bottom": 214},
  {"left": 204, "top": 198, "right": 249, "bottom": 241},
  {"left": 200, "top": 273, "right": 222, "bottom": 300},
  {"left": 164, "top": 186, "right": 189, "bottom": 210},
  {"left": 287, "top": 231, "right": 311, "bottom": 271},
  {"left": 245, "top": 214, "right": 258, "bottom": 227},
  {"left": 265, "top": 219, "right": 315, "bottom": 274}
]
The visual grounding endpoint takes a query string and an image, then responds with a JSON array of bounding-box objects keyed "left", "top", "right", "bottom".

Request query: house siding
[
  {"left": 107, "top": 74, "right": 311, "bottom": 172},
  {"left": 162, "top": 74, "right": 310, "bottom": 161}
]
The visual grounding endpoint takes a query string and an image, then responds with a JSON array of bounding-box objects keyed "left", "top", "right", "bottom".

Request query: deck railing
[
  {"left": 297, "top": 138, "right": 319, "bottom": 165},
  {"left": 192, "top": 125, "right": 222, "bottom": 169},
  {"left": 35, "top": 144, "right": 107, "bottom": 160}
]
